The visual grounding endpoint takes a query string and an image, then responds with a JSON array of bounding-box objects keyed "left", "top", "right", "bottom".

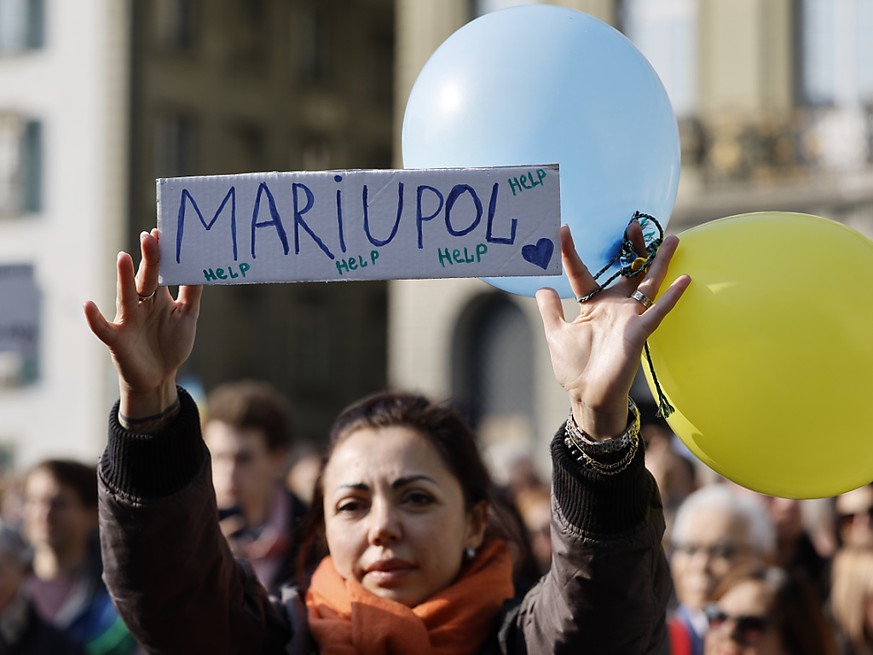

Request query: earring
[{"left": 466, "top": 546, "right": 476, "bottom": 560}]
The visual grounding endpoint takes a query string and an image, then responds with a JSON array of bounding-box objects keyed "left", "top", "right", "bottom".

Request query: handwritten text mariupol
[{"left": 156, "top": 165, "right": 561, "bottom": 286}]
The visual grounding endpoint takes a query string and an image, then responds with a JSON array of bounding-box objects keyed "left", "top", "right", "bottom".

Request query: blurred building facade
[
  {"left": 0, "top": 0, "right": 129, "bottom": 467},
  {"left": 391, "top": 0, "right": 873, "bottom": 479},
  {"left": 1, "top": 0, "right": 871, "bottom": 475},
  {"left": 0, "top": 0, "right": 394, "bottom": 468},
  {"left": 128, "top": 0, "right": 394, "bottom": 445}
]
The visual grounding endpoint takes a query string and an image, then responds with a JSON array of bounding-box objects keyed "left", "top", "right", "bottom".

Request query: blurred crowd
[
  {"left": 505, "top": 400, "right": 873, "bottom": 655},
  {"left": 0, "top": 381, "right": 871, "bottom": 655}
]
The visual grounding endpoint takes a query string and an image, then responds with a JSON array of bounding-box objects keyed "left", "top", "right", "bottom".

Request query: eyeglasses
[
  {"left": 837, "top": 505, "right": 873, "bottom": 529},
  {"left": 671, "top": 541, "right": 741, "bottom": 561},
  {"left": 704, "top": 604, "right": 770, "bottom": 646}
]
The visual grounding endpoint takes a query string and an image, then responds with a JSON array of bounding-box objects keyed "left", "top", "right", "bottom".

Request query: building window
[
  {"left": 798, "top": 0, "right": 873, "bottom": 171},
  {"left": 618, "top": 0, "right": 697, "bottom": 118},
  {"left": 153, "top": 0, "right": 197, "bottom": 52},
  {"left": 471, "top": 0, "right": 539, "bottom": 19},
  {"left": 229, "top": 124, "right": 266, "bottom": 173},
  {"left": 300, "top": 139, "right": 332, "bottom": 171},
  {"left": 799, "top": 0, "right": 873, "bottom": 106},
  {"left": 289, "top": 296, "right": 333, "bottom": 389},
  {"left": 223, "top": 0, "right": 268, "bottom": 71},
  {"left": 0, "top": 113, "right": 42, "bottom": 216},
  {"left": 452, "top": 294, "right": 534, "bottom": 442},
  {"left": 153, "top": 114, "right": 198, "bottom": 179},
  {"left": 294, "top": 5, "right": 331, "bottom": 83},
  {"left": 0, "top": 263, "right": 40, "bottom": 387},
  {"left": 0, "top": 0, "right": 44, "bottom": 53},
  {"left": 369, "top": 28, "right": 394, "bottom": 108}
]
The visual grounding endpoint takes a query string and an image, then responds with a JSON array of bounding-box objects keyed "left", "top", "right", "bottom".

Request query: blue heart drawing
[{"left": 521, "top": 238, "right": 554, "bottom": 270}]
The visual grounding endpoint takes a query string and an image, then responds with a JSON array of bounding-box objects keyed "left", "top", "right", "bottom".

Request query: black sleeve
[
  {"left": 499, "top": 421, "right": 672, "bottom": 655},
  {"left": 99, "top": 387, "right": 205, "bottom": 500},
  {"left": 97, "top": 387, "right": 292, "bottom": 653}
]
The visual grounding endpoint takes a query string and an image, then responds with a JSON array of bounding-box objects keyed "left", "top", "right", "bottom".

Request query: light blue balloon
[{"left": 402, "top": 5, "right": 680, "bottom": 298}]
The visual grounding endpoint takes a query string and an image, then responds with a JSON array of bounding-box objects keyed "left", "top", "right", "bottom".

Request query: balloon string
[
  {"left": 588, "top": 211, "right": 665, "bottom": 287},
  {"left": 643, "top": 341, "right": 674, "bottom": 418},
  {"left": 633, "top": 213, "right": 673, "bottom": 418},
  {"left": 582, "top": 212, "right": 672, "bottom": 418}
]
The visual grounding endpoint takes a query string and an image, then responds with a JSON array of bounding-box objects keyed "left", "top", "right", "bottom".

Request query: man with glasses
[{"left": 666, "top": 484, "right": 776, "bottom": 655}]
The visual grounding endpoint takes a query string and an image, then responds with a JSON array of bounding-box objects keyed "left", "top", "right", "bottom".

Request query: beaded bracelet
[
  {"left": 564, "top": 398, "right": 640, "bottom": 455},
  {"left": 563, "top": 398, "right": 641, "bottom": 475},
  {"left": 564, "top": 435, "right": 639, "bottom": 475}
]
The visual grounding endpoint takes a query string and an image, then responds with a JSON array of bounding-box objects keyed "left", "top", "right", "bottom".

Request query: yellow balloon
[{"left": 644, "top": 212, "right": 873, "bottom": 498}]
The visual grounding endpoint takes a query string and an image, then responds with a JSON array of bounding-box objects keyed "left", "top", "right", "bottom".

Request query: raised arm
[
  {"left": 84, "top": 232, "right": 295, "bottom": 652},
  {"left": 500, "top": 224, "right": 690, "bottom": 655},
  {"left": 83, "top": 229, "right": 202, "bottom": 429}
]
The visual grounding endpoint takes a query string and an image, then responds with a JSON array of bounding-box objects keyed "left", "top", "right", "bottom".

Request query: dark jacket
[
  {"left": 220, "top": 485, "right": 308, "bottom": 597},
  {"left": 0, "top": 595, "right": 86, "bottom": 655},
  {"left": 97, "top": 388, "right": 671, "bottom": 654},
  {"left": 26, "top": 531, "right": 139, "bottom": 655}
]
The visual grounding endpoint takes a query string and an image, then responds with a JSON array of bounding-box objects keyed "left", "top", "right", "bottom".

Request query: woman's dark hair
[
  {"left": 297, "top": 391, "right": 501, "bottom": 583},
  {"left": 711, "top": 564, "right": 839, "bottom": 655},
  {"left": 327, "top": 391, "right": 491, "bottom": 509}
]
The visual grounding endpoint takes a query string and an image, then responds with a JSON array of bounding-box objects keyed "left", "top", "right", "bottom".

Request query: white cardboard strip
[{"left": 156, "top": 164, "right": 560, "bottom": 286}]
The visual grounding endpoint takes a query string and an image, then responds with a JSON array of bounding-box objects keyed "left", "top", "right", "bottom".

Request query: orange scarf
[{"left": 305, "top": 540, "right": 514, "bottom": 655}]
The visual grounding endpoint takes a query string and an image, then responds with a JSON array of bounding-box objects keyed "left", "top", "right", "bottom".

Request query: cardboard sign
[{"left": 156, "top": 165, "right": 560, "bottom": 286}]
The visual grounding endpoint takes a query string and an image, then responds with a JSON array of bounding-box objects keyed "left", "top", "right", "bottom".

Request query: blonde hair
[{"left": 831, "top": 546, "right": 873, "bottom": 654}]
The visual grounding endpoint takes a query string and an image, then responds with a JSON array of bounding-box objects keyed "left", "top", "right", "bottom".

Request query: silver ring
[
  {"left": 630, "top": 289, "right": 653, "bottom": 309},
  {"left": 138, "top": 290, "right": 157, "bottom": 302}
]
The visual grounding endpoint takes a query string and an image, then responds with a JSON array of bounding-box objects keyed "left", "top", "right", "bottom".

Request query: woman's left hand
[{"left": 536, "top": 224, "right": 691, "bottom": 440}]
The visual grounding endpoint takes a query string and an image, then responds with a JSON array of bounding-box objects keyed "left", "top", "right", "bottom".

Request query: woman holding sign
[{"left": 84, "top": 223, "right": 690, "bottom": 654}]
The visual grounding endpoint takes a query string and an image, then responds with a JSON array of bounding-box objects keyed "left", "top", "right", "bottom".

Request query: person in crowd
[
  {"left": 668, "top": 484, "right": 776, "bottom": 655},
  {"left": 22, "top": 460, "right": 138, "bottom": 655},
  {"left": 803, "top": 497, "right": 838, "bottom": 565},
  {"left": 83, "top": 223, "right": 690, "bottom": 653},
  {"left": 0, "top": 519, "right": 85, "bottom": 654},
  {"left": 501, "top": 454, "right": 546, "bottom": 507},
  {"left": 286, "top": 447, "right": 323, "bottom": 505},
  {"left": 202, "top": 379, "right": 307, "bottom": 596},
  {"left": 638, "top": 400, "right": 696, "bottom": 545},
  {"left": 835, "top": 483, "right": 873, "bottom": 548},
  {"left": 0, "top": 471, "right": 26, "bottom": 524},
  {"left": 757, "top": 495, "right": 831, "bottom": 598},
  {"left": 829, "top": 545, "right": 873, "bottom": 655},
  {"left": 703, "top": 564, "right": 839, "bottom": 655},
  {"left": 513, "top": 484, "right": 552, "bottom": 575}
]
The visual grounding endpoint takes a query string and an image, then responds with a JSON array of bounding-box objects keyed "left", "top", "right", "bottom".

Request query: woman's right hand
[
  {"left": 536, "top": 225, "right": 690, "bottom": 440},
  {"left": 84, "top": 229, "right": 202, "bottom": 424}
]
